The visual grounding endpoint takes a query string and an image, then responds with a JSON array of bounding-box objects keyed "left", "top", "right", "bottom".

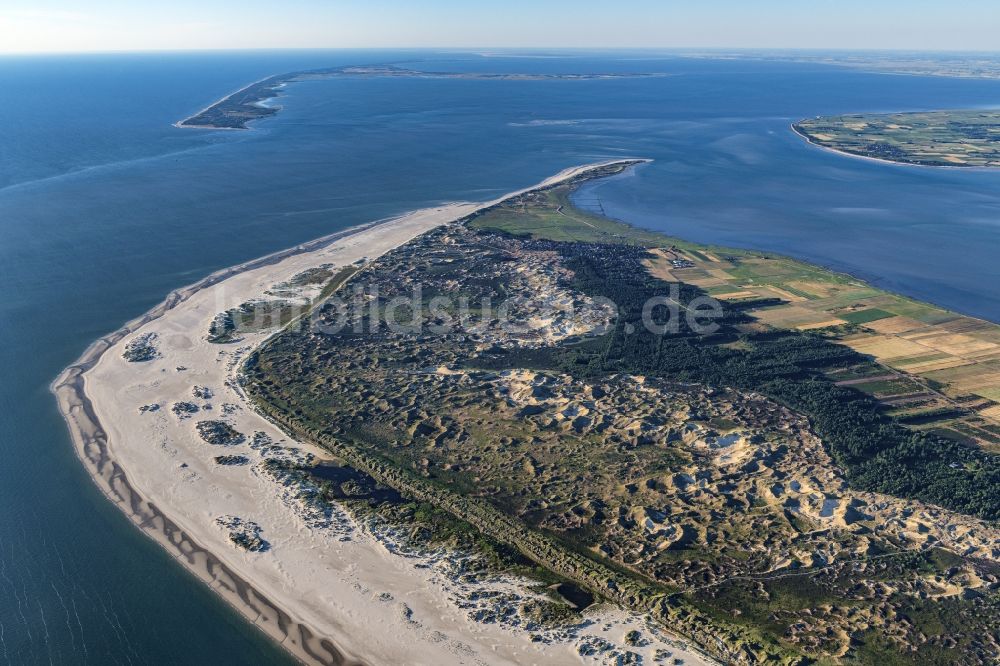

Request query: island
[
  {"left": 684, "top": 51, "right": 1000, "bottom": 81},
  {"left": 794, "top": 110, "right": 1000, "bottom": 167},
  {"left": 55, "top": 160, "right": 1000, "bottom": 665},
  {"left": 55, "top": 161, "right": 723, "bottom": 666},
  {"left": 177, "top": 65, "right": 666, "bottom": 130}
]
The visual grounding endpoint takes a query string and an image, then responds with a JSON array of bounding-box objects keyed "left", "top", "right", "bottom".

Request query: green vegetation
[
  {"left": 467, "top": 180, "right": 670, "bottom": 245},
  {"left": 250, "top": 379, "right": 784, "bottom": 663},
  {"left": 492, "top": 240, "right": 1000, "bottom": 521},
  {"left": 840, "top": 308, "right": 895, "bottom": 325},
  {"left": 245, "top": 164, "right": 1000, "bottom": 664},
  {"left": 464, "top": 180, "right": 1000, "bottom": 518},
  {"left": 795, "top": 111, "right": 1000, "bottom": 167},
  {"left": 208, "top": 266, "right": 358, "bottom": 343}
]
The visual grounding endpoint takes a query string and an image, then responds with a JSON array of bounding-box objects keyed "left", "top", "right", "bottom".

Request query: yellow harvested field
[
  {"left": 895, "top": 358, "right": 974, "bottom": 374},
  {"left": 762, "top": 286, "right": 808, "bottom": 303},
  {"left": 964, "top": 349, "right": 1000, "bottom": 362},
  {"left": 785, "top": 281, "right": 841, "bottom": 298},
  {"left": 944, "top": 372, "right": 1000, "bottom": 393},
  {"left": 752, "top": 306, "right": 848, "bottom": 329},
  {"left": 844, "top": 336, "right": 930, "bottom": 361},
  {"left": 750, "top": 305, "right": 804, "bottom": 322},
  {"left": 715, "top": 290, "right": 757, "bottom": 300},
  {"left": 939, "top": 319, "right": 995, "bottom": 334},
  {"left": 866, "top": 316, "right": 928, "bottom": 335},
  {"left": 904, "top": 329, "right": 965, "bottom": 342},
  {"left": 641, "top": 249, "right": 699, "bottom": 283},
  {"left": 797, "top": 319, "right": 847, "bottom": 331},
  {"left": 979, "top": 405, "right": 1000, "bottom": 421},
  {"left": 903, "top": 333, "right": 998, "bottom": 357},
  {"left": 847, "top": 328, "right": 1000, "bottom": 373},
  {"left": 684, "top": 276, "right": 728, "bottom": 288},
  {"left": 642, "top": 257, "right": 675, "bottom": 282}
]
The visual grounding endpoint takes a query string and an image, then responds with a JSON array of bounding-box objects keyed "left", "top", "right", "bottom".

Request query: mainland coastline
[{"left": 792, "top": 111, "right": 1000, "bottom": 169}]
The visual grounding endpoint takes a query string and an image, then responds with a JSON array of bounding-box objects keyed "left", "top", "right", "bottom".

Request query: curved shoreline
[
  {"left": 50, "top": 160, "right": 654, "bottom": 666},
  {"left": 175, "top": 74, "right": 284, "bottom": 130},
  {"left": 51, "top": 221, "right": 380, "bottom": 665},
  {"left": 790, "top": 121, "right": 1000, "bottom": 171}
]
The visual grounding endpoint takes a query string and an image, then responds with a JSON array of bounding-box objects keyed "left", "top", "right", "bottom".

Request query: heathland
[
  {"left": 59, "top": 162, "right": 719, "bottom": 666},
  {"left": 246, "top": 162, "right": 1000, "bottom": 664},
  {"left": 177, "top": 66, "right": 665, "bottom": 129}
]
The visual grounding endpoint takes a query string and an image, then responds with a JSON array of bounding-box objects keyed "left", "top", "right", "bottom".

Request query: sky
[{"left": 1, "top": 0, "right": 998, "bottom": 54}]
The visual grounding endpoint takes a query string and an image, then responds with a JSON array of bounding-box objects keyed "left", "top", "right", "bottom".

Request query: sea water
[{"left": 1, "top": 49, "right": 998, "bottom": 663}]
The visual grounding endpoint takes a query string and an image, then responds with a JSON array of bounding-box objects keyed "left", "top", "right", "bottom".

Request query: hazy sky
[{"left": 1, "top": 0, "right": 998, "bottom": 54}]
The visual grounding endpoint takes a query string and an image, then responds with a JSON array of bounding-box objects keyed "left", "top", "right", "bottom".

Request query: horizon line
[{"left": 2, "top": 45, "right": 1000, "bottom": 57}]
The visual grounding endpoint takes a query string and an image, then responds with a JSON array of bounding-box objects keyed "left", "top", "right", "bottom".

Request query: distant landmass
[
  {"left": 794, "top": 110, "right": 1000, "bottom": 167},
  {"left": 682, "top": 50, "right": 1000, "bottom": 80},
  {"left": 176, "top": 65, "right": 667, "bottom": 129}
]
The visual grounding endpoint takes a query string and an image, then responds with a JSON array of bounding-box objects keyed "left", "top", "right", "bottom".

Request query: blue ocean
[{"left": 0, "top": 49, "right": 998, "bottom": 663}]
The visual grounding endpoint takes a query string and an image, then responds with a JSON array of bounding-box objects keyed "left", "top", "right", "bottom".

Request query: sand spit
[{"left": 52, "top": 161, "right": 712, "bottom": 666}]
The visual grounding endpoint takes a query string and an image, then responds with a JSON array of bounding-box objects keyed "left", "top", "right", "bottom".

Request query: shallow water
[{"left": 0, "top": 49, "right": 998, "bottom": 663}]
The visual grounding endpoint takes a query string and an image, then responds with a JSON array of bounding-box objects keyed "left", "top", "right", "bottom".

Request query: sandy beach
[
  {"left": 174, "top": 74, "right": 282, "bottom": 129},
  {"left": 52, "top": 161, "right": 715, "bottom": 666},
  {"left": 789, "top": 122, "right": 999, "bottom": 171}
]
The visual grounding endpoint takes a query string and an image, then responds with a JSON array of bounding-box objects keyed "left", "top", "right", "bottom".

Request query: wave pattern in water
[{"left": 2, "top": 50, "right": 1000, "bottom": 663}]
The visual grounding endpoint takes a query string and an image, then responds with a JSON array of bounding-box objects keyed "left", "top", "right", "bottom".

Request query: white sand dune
[{"left": 53, "top": 162, "right": 714, "bottom": 666}]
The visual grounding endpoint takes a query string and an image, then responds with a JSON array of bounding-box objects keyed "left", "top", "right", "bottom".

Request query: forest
[{"left": 476, "top": 238, "right": 1000, "bottom": 521}]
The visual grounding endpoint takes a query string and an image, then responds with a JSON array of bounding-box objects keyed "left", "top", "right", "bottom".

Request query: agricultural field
[
  {"left": 794, "top": 110, "right": 1000, "bottom": 167},
  {"left": 641, "top": 236, "right": 1000, "bottom": 453},
  {"left": 465, "top": 173, "right": 1000, "bottom": 464}
]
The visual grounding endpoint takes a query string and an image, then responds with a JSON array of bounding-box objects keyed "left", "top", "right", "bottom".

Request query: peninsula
[
  {"left": 247, "top": 162, "right": 1000, "bottom": 664},
  {"left": 54, "top": 161, "right": 719, "bottom": 666},
  {"left": 177, "top": 65, "right": 666, "bottom": 130},
  {"left": 54, "top": 159, "right": 1000, "bottom": 666},
  {"left": 794, "top": 110, "right": 1000, "bottom": 167}
]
